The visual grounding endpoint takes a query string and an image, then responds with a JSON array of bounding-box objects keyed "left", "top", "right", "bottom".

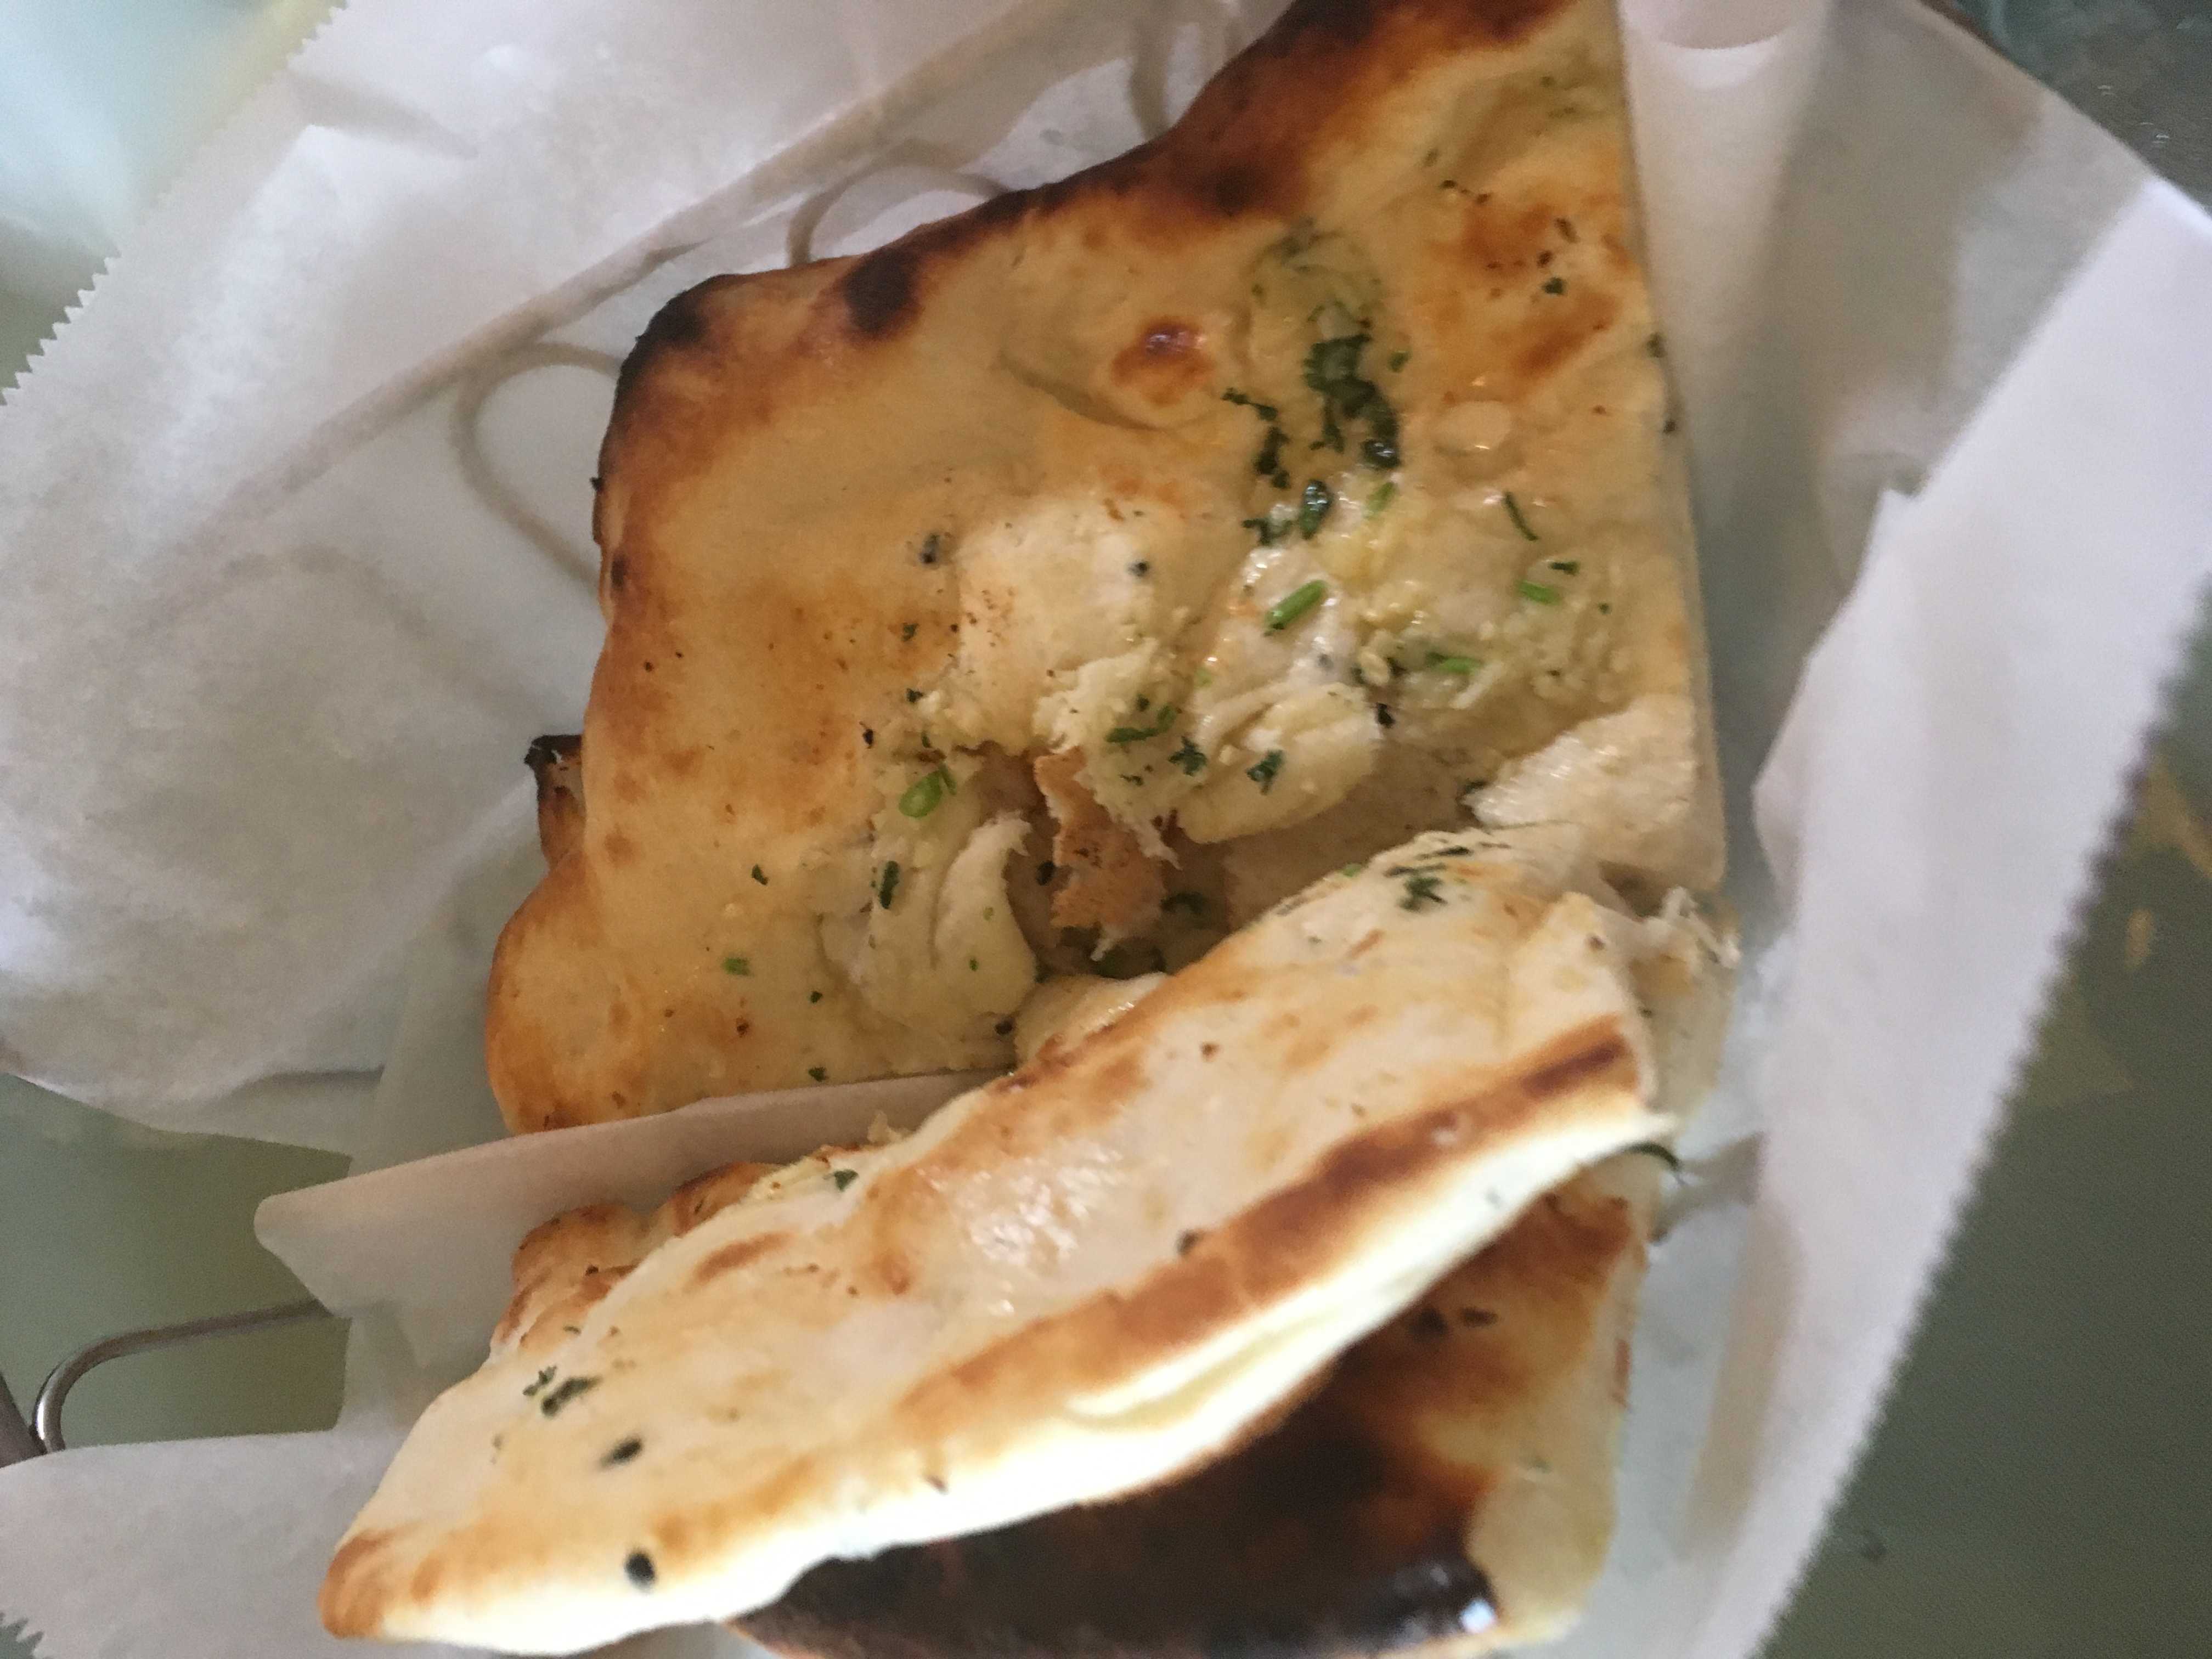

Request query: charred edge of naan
[
  {"left": 736, "top": 1166, "right": 1650, "bottom": 1659},
  {"left": 594, "top": 0, "right": 1579, "bottom": 529},
  {"left": 526, "top": 734, "right": 585, "bottom": 867}
]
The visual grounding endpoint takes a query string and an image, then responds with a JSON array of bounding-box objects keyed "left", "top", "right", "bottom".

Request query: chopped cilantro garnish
[
  {"left": 899, "top": 766, "right": 953, "bottom": 817},
  {"left": 1400, "top": 872, "right": 1446, "bottom": 911},
  {"left": 751, "top": 864, "right": 769, "bottom": 884},
  {"left": 1302, "top": 333, "right": 1400, "bottom": 472},
  {"left": 1517, "top": 579, "right": 1562, "bottom": 605},
  {"left": 809, "top": 1066, "right": 828, "bottom": 1082},
  {"left": 831, "top": 1167, "right": 857, "bottom": 1189},
  {"left": 1255, "top": 424, "right": 1288, "bottom": 480},
  {"left": 1243, "top": 514, "right": 1283, "bottom": 546},
  {"left": 1223, "top": 388, "right": 1280, "bottom": 422},
  {"left": 1502, "top": 492, "right": 1539, "bottom": 541},
  {"left": 1547, "top": 560, "right": 1579, "bottom": 574},
  {"left": 1341, "top": 861, "right": 1367, "bottom": 877},
  {"left": 901, "top": 622, "right": 917, "bottom": 641},
  {"left": 1107, "top": 704, "right": 1181, "bottom": 745},
  {"left": 1542, "top": 276, "right": 1566, "bottom": 295},
  {"left": 1426, "top": 652, "right": 1480, "bottom": 675},
  {"left": 904, "top": 687, "right": 923, "bottom": 703},
  {"left": 1367, "top": 481, "right": 1397, "bottom": 517},
  {"left": 1297, "top": 481, "right": 1334, "bottom": 539},
  {"left": 877, "top": 861, "right": 901, "bottom": 909},
  {"left": 1247, "top": 749, "right": 1285, "bottom": 792},
  {"left": 1170, "top": 736, "right": 1207, "bottom": 775},
  {"left": 523, "top": 1366, "right": 556, "bottom": 1399},
  {"left": 1389, "top": 348, "right": 1410, "bottom": 372},
  {"left": 808, "top": 990, "right": 823, "bottom": 1003},
  {"left": 722, "top": 955, "right": 751, "bottom": 975},
  {"left": 1266, "top": 578, "right": 1327, "bottom": 631}
]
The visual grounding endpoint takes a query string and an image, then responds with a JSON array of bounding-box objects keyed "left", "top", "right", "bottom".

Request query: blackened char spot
[
  {"left": 612, "top": 275, "right": 735, "bottom": 407},
  {"left": 523, "top": 733, "right": 580, "bottom": 774},
  {"left": 843, "top": 246, "right": 919, "bottom": 337}
]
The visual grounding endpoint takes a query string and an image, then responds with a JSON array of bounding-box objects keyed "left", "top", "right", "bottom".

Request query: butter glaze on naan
[
  {"left": 485, "top": 0, "right": 1720, "bottom": 1133},
  {"left": 324, "top": 831, "right": 1698, "bottom": 1652}
]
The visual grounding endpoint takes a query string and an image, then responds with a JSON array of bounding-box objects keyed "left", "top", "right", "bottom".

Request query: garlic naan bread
[
  {"left": 487, "top": 0, "right": 1718, "bottom": 1133},
  {"left": 324, "top": 831, "right": 1709, "bottom": 1651}
]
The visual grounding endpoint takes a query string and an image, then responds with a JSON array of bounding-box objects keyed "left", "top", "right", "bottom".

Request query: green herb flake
[
  {"left": 1341, "top": 861, "right": 1367, "bottom": 877},
  {"left": 1501, "top": 492, "right": 1540, "bottom": 541},
  {"left": 751, "top": 864, "right": 769, "bottom": 885},
  {"left": 1296, "top": 482, "right": 1334, "bottom": 539},
  {"left": 1255, "top": 424, "right": 1288, "bottom": 480},
  {"left": 1106, "top": 704, "right": 1181, "bottom": 746},
  {"left": 1367, "top": 481, "right": 1397, "bottom": 517},
  {"left": 1266, "top": 578, "right": 1328, "bottom": 631},
  {"left": 1389, "top": 348, "right": 1410, "bottom": 372},
  {"left": 900, "top": 622, "right": 917, "bottom": 641},
  {"left": 898, "top": 766, "right": 954, "bottom": 818},
  {"left": 1247, "top": 749, "right": 1286, "bottom": 792},
  {"left": 904, "top": 687, "right": 923, "bottom": 704},
  {"left": 1516, "top": 579, "right": 1562, "bottom": 606},
  {"left": 1163, "top": 890, "right": 1207, "bottom": 917},
  {"left": 1223, "top": 388, "right": 1280, "bottom": 422},
  {"left": 809, "top": 1065, "right": 827, "bottom": 1082},
  {"left": 1426, "top": 652, "right": 1480, "bottom": 676},
  {"left": 877, "top": 861, "right": 902, "bottom": 909},
  {"left": 539, "top": 1375, "right": 600, "bottom": 1418},
  {"left": 1400, "top": 871, "right": 1446, "bottom": 911},
  {"left": 808, "top": 990, "right": 823, "bottom": 1003},
  {"left": 523, "top": 1366, "right": 556, "bottom": 1400},
  {"left": 1542, "top": 276, "right": 1566, "bottom": 296},
  {"left": 1547, "top": 560, "right": 1580, "bottom": 575},
  {"left": 722, "top": 955, "right": 751, "bottom": 976},
  {"left": 1243, "top": 514, "right": 1283, "bottom": 546},
  {"left": 1170, "top": 736, "right": 1207, "bottom": 776},
  {"left": 1194, "top": 667, "right": 1214, "bottom": 689},
  {"left": 831, "top": 1167, "right": 857, "bottom": 1190}
]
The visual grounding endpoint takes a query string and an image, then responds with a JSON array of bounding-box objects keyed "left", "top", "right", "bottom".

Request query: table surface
[{"left": 1, "top": 3, "right": 2206, "bottom": 1655}]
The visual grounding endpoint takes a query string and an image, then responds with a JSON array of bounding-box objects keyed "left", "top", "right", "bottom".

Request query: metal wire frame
[{"left": 0, "top": 1300, "right": 330, "bottom": 1466}]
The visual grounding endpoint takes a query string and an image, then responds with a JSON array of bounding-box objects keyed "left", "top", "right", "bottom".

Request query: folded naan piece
[
  {"left": 324, "top": 831, "right": 1708, "bottom": 1652},
  {"left": 741, "top": 1154, "right": 1664, "bottom": 1659},
  {"left": 486, "top": 0, "right": 1720, "bottom": 1132}
]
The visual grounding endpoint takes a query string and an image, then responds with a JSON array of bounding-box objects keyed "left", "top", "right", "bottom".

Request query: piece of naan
[
  {"left": 486, "top": 0, "right": 1720, "bottom": 1132},
  {"left": 324, "top": 831, "right": 1707, "bottom": 1652},
  {"left": 740, "top": 1154, "right": 1662, "bottom": 1659}
]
